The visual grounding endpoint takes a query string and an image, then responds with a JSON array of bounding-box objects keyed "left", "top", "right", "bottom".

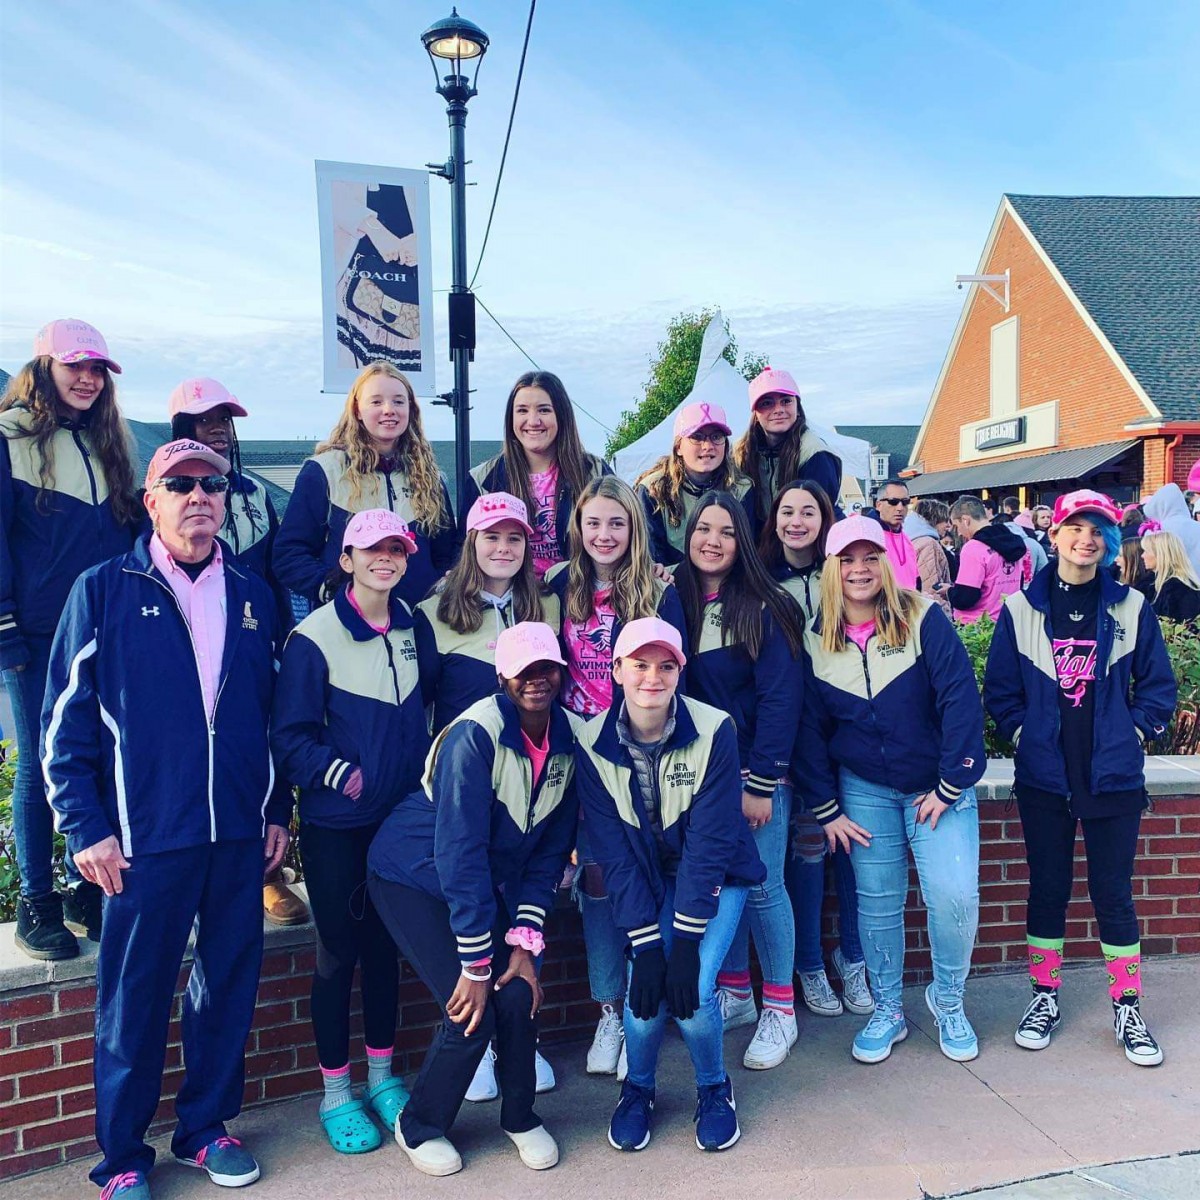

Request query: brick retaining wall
[{"left": 3, "top": 783, "right": 1198, "bottom": 1181}]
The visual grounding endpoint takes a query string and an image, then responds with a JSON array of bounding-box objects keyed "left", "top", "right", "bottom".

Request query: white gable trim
[{"left": 1004, "top": 199, "right": 1161, "bottom": 420}]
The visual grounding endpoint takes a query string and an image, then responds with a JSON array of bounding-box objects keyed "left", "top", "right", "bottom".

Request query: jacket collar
[
  {"left": 591, "top": 693, "right": 700, "bottom": 764},
  {"left": 332, "top": 583, "right": 414, "bottom": 641},
  {"left": 1025, "top": 562, "right": 1126, "bottom": 614},
  {"left": 128, "top": 532, "right": 248, "bottom": 583},
  {"left": 493, "top": 691, "right": 575, "bottom": 758}
]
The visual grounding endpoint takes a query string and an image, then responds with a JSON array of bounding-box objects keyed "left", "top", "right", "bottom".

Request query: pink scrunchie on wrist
[{"left": 505, "top": 926, "right": 545, "bottom": 956}]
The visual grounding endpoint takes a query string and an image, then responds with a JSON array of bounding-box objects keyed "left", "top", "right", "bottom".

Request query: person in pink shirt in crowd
[
  {"left": 867, "top": 479, "right": 921, "bottom": 591},
  {"left": 941, "top": 495, "right": 1031, "bottom": 623}
]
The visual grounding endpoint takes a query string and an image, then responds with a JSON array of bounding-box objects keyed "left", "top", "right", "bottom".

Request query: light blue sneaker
[
  {"left": 924, "top": 983, "right": 979, "bottom": 1062},
  {"left": 852, "top": 1008, "right": 908, "bottom": 1063}
]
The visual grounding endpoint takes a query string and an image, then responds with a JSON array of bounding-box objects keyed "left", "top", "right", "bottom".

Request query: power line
[
  {"left": 468, "top": 0, "right": 535, "bottom": 291},
  {"left": 475, "top": 295, "right": 615, "bottom": 435}
]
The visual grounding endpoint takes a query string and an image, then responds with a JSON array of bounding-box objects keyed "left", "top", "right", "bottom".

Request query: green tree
[{"left": 605, "top": 309, "right": 766, "bottom": 458}]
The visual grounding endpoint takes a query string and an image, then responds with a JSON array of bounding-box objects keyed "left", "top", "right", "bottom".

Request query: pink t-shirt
[
  {"left": 521, "top": 726, "right": 550, "bottom": 788},
  {"left": 882, "top": 528, "right": 921, "bottom": 590},
  {"left": 345, "top": 584, "right": 390, "bottom": 634},
  {"left": 528, "top": 466, "right": 560, "bottom": 580},
  {"left": 844, "top": 619, "right": 875, "bottom": 651},
  {"left": 149, "top": 534, "right": 227, "bottom": 724},
  {"left": 561, "top": 587, "right": 617, "bottom": 716},
  {"left": 954, "top": 537, "right": 1028, "bottom": 624}
]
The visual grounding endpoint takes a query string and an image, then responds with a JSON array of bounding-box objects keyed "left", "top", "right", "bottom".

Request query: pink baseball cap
[
  {"left": 144, "top": 439, "right": 231, "bottom": 490},
  {"left": 33, "top": 319, "right": 122, "bottom": 374},
  {"left": 673, "top": 401, "right": 732, "bottom": 441},
  {"left": 612, "top": 617, "right": 687, "bottom": 667},
  {"left": 466, "top": 491, "right": 533, "bottom": 535},
  {"left": 1052, "top": 489, "right": 1123, "bottom": 527},
  {"left": 1188, "top": 461, "right": 1200, "bottom": 492},
  {"left": 494, "top": 622, "right": 567, "bottom": 679},
  {"left": 168, "top": 377, "right": 249, "bottom": 420},
  {"left": 748, "top": 366, "right": 800, "bottom": 408},
  {"left": 1014, "top": 512, "right": 1035, "bottom": 530},
  {"left": 343, "top": 509, "right": 418, "bottom": 554},
  {"left": 825, "top": 515, "right": 888, "bottom": 558}
]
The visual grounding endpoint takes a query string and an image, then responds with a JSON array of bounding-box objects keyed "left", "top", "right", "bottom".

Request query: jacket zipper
[
  {"left": 381, "top": 636, "right": 402, "bottom": 704},
  {"left": 72, "top": 429, "right": 103, "bottom": 538},
  {"left": 857, "top": 640, "right": 889, "bottom": 775},
  {"left": 384, "top": 470, "right": 396, "bottom": 511}
]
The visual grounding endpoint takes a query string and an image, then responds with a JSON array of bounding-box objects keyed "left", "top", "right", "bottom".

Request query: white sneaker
[
  {"left": 505, "top": 1124, "right": 560, "bottom": 1170},
  {"left": 396, "top": 1126, "right": 463, "bottom": 1176},
  {"left": 587, "top": 1004, "right": 624, "bottom": 1074},
  {"left": 616, "top": 1038, "right": 628, "bottom": 1082},
  {"left": 717, "top": 987, "right": 758, "bottom": 1031},
  {"left": 831, "top": 948, "right": 875, "bottom": 1016},
  {"left": 535, "top": 1048, "right": 556, "bottom": 1093},
  {"left": 798, "top": 969, "right": 844, "bottom": 1017},
  {"left": 743, "top": 1007, "right": 799, "bottom": 1070},
  {"left": 465, "top": 1045, "right": 498, "bottom": 1102}
]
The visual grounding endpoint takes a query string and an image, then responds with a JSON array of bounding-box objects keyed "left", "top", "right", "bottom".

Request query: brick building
[{"left": 907, "top": 195, "right": 1200, "bottom": 504}]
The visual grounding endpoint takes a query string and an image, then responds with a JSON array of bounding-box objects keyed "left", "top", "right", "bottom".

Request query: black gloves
[
  {"left": 665, "top": 937, "right": 701, "bottom": 1021},
  {"left": 628, "top": 946, "right": 667, "bottom": 1021}
]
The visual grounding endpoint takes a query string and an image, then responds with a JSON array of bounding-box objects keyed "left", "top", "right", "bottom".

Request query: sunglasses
[
  {"left": 878, "top": 497, "right": 909, "bottom": 507},
  {"left": 754, "top": 395, "right": 796, "bottom": 412},
  {"left": 154, "top": 475, "right": 229, "bottom": 495}
]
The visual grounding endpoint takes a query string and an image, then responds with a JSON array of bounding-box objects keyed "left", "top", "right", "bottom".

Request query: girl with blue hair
[{"left": 984, "top": 490, "right": 1176, "bottom": 1068}]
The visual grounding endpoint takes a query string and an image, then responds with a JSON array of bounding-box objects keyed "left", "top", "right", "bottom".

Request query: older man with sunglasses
[
  {"left": 867, "top": 478, "right": 921, "bottom": 590},
  {"left": 42, "top": 438, "right": 292, "bottom": 1200}
]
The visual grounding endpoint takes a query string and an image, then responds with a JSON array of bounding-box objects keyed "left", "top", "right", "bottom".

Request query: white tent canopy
[{"left": 610, "top": 311, "right": 870, "bottom": 489}]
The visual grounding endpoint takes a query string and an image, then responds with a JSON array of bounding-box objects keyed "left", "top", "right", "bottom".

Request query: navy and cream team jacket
[
  {"left": 575, "top": 697, "right": 765, "bottom": 956},
  {"left": 772, "top": 559, "right": 822, "bottom": 623},
  {"left": 272, "top": 449, "right": 459, "bottom": 610},
  {"left": 368, "top": 694, "right": 580, "bottom": 966},
  {"left": 684, "top": 601, "right": 802, "bottom": 798},
  {"left": 798, "top": 595, "right": 986, "bottom": 822},
  {"left": 219, "top": 470, "right": 293, "bottom": 632},
  {"left": 271, "top": 586, "right": 429, "bottom": 828},
  {"left": 635, "top": 471, "right": 759, "bottom": 568},
  {"left": 983, "top": 566, "right": 1175, "bottom": 806},
  {"left": 42, "top": 535, "right": 291, "bottom": 859},
  {"left": 461, "top": 452, "right": 611, "bottom": 564},
  {"left": 414, "top": 590, "right": 562, "bottom": 735},
  {"left": 1, "top": 407, "right": 140, "bottom": 669}
]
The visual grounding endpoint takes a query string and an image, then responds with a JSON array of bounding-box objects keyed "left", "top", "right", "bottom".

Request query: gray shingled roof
[
  {"left": 836, "top": 425, "right": 919, "bottom": 465},
  {"left": 1007, "top": 194, "right": 1200, "bottom": 422}
]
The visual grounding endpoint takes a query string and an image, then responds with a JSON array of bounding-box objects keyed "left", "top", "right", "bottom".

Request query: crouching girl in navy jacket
[
  {"left": 367, "top": 622, "right": 579, "bottom": 1177},
  {"left": 799, "top": 515, "right": 986, "bottom": 1067},
  {"left": 272, "top": 509, "right": 430, "bottom": 1155},
  {"left": 984, "top": 491, "right": 1176, "bottom": 1066},
  {"left": 675, "top": 490, "right": 805, "bottom": 1070},
  {"left": 575, "top": 617, "right": 765, "bottom": 1155}
]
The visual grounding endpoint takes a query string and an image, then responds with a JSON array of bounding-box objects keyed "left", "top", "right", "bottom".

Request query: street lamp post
[{"left": 421, "top": 8, "right": 490, "bottom": 521}]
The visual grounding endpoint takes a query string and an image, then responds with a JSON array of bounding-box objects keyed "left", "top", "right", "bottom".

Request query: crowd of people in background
[{"left": 0, "top": 318, "right": 1192, "bottom": 1197}]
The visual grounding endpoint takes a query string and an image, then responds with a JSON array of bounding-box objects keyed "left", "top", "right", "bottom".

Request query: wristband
[
  {"left": 505, "top": 926, "right": 545, "bottom": 956},
  {"left": 461, "top": 966, "right": 492, "bottom": 982}
]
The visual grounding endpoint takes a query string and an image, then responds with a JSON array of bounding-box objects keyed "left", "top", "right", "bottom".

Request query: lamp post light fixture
[{"left": 422, "top": 8, "right": 490, "bottom": 521}]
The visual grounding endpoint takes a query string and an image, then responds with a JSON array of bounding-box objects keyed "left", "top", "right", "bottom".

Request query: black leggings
[
  {"left": 1016, "top": 788, "right": 1141, "bottom": 947},
  {"left": 368, "top": 875, "right": 539, "bottom": 1149},
  {"left": 300, "top": 822, "right": 399, "bottom": 1068}
]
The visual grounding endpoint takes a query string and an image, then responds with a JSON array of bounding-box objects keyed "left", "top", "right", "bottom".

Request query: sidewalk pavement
[{"left": 7, "top": 958, "right": 1199, "bottom": 1200}]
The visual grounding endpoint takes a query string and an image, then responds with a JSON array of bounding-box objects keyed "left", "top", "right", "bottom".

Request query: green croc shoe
[
  {"left": 366, "top": 1076, "right": 411, "bottom": 1130},
  {"left": 320, "top": 1097, "right": 382, "bottom": 1154}
]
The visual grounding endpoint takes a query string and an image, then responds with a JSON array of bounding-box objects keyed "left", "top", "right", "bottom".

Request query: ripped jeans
[{"left": 838, "top": 768, "right": 979, "bottom": 1015}]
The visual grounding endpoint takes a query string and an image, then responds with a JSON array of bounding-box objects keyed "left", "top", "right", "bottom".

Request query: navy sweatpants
[{"left": 90, "top": 839, "right": 264, "bottom": 1187}]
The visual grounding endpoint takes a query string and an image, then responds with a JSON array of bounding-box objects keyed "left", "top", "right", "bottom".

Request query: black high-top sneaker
[
  {"left": 63, "top": 879, "right": 104, "bottom": 941},
  {"left": 1113, "top": 997, "right": 1163, "bottom": 1066},
  {"left": 15, "top": 891, "right": 80, "bottom": 961},
  {"left": 1014, "top": 986, "right": 1061, "bottom": 1050}
]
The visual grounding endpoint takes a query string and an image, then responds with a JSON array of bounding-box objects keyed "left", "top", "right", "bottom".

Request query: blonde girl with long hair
[
  {"left": 1, "top": 319, "right": 141, "bottom": 962},
  {"left": 543, "top": 474, "right": 688, "bottom": 1078},
  {"left": 1140, "top": 527, "right": 1200, "bottom": 623},
  {"left": 799, "top": 515, "right": 985, "bottom": 1066},
  {"left": 634, "top": 400, "right": 757, "bottom": 567},
  {"left": 461, "top": 371, "right": 610, "bottom": 580},
  {"left": 274, "top": 361, "right": 457, "bottom": 610}
]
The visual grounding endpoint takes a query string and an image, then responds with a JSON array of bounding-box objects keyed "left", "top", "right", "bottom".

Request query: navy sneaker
[
  {"left": 694, "top": 1076, "right": 740, "bottom": 1151},
  {"left": 608, "top": 1080, "right": 655, "bottom": 1151},
  {"left": 178, "top": 1135, "right": 260, "bottom": 1187}
]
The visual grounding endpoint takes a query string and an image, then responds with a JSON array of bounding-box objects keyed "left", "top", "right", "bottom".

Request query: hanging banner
[{"left": 315, "top": 159, "right": 435, "bottom": 394}]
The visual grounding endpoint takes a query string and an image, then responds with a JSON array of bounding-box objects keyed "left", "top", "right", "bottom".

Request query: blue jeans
[
  {"left": 719, "top": 783, "right": 794, "bottom": 987},
  {"left": 575, "top": 820, "right": 629, "bottom": 1005},
  {"left": 785, "top": 813, "right": 864, "bottom": 973},
  {"left": 624, "top": 881, "right": 748, "bottom": 1089},
  {"left": 3, "top": 636, "right": 80, "bottom": 897},
  {"left": 839, "top": 768, "right": 979, "bottom": 1014}
]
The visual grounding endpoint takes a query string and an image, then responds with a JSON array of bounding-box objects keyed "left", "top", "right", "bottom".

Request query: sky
[{"left": 2, "top": 0, "right": 1198, "bottom": 449}]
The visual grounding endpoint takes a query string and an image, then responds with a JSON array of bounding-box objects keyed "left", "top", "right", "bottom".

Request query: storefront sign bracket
[{"left": 955, "top": 268, "right": 1010, "bottom": 312}]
